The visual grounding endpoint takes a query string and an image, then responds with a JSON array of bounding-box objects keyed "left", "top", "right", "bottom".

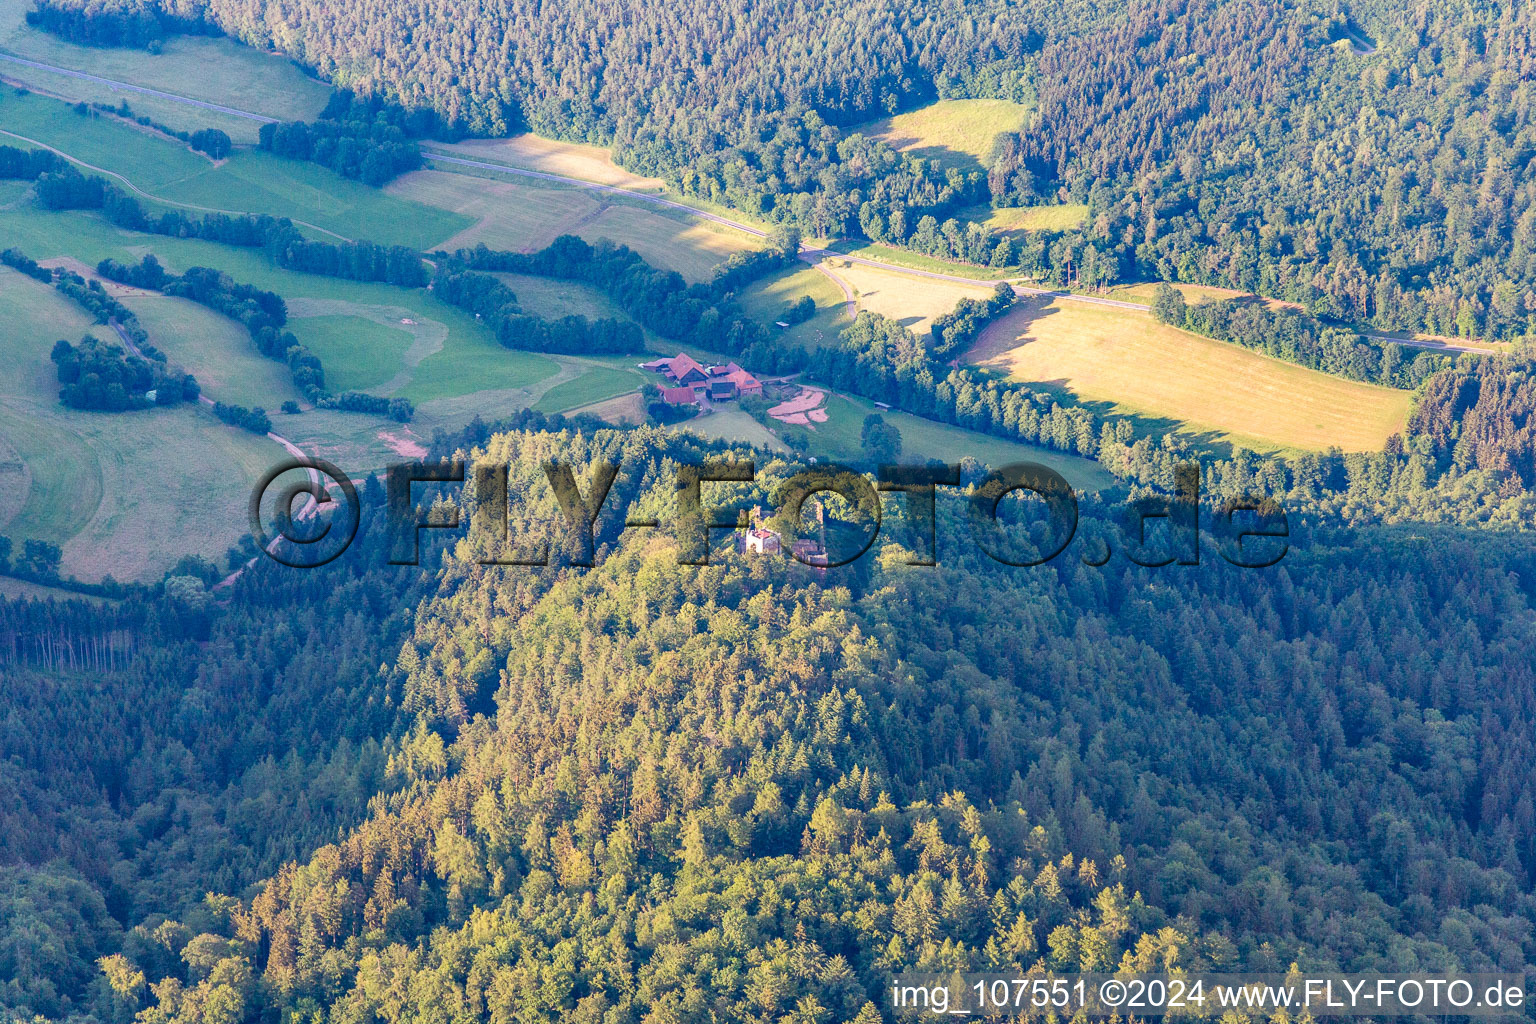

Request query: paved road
[
  {"left": 0, "top": 51, "right": 278, "bottom": 123},
  {"left": 13, "top": 52, "right": 1493, "bottom": 355},
  {"left": 810, "top": 262, "right": 858, "bottom": 319}
]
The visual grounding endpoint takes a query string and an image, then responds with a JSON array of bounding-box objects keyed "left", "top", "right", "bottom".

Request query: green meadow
[
  {"left": 774, "top": 388, "right": 1116, "bottom": 491},
  {"left": 0, "top": 0, "right": 332, "bottom": 142},
  {"left": 0, "top": 201, "right": 558, "bottom": 407},
  {"left": 0, "top": 89, "right": 470, "bottom": 247},
  {"left": 0, "top": 266, "right": 283, "bottom": 581},
  {"left": 857, "top": 99, "right": 1031, "bottom": 173},
  {"left": 734, "top": 264, "right": 853, "bottom": 350},
  {"left": 534, "top": 361, "right": 647, "bottom": 414}
]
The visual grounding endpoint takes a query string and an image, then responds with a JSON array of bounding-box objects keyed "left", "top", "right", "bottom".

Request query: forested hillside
[
  {"left": 8, "top": 0, "right": 1536, "bottom": 1017},
  {"left": 3, "top": 421, "right": 1533, "bottom": 1020}
]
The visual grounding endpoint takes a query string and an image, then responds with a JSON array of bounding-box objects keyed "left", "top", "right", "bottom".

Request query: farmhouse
[
  {"left": 708, "top": 362, "right": 763, "bottom": 399},
  {"left": 643, "top": 353, "right": 762, "bottom": 401},
  {"left": 659, "top": 385, "right": 698, "bottom": 406},
  {"left": 641, "top": 353, "right": 710, "bottom": 386}
]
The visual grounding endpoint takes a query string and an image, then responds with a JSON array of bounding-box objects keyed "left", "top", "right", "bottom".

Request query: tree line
[
  {"left": 1151, "top": 285, "right": 1450, "bottom": 389},
  {"left": 0, "top": 145, "right": 429, "bottom": 287},
  {"left": 97, "top": 255, "right": 415, "bottom": 422},
  {"left": 257, "top": 91, "right": 438, "bottom": 186},
  {"left": 25, "top": 0, "right": 218, "bottom": 48},
  {"left": 429, "top": 268, "right": 645, "bottom": 356},
  {"left": 16, "top": 255, "right": 204, "bottom": 410},
  {"left": 930, "top": 282, "right": 1016, "bottom": 360},
  {"left": 438, "top": 236, "right": 802, "bottom": 375}
]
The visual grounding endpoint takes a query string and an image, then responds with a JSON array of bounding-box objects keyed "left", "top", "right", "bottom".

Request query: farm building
[
  {"left": 708, "top": 362, "right": 763, "bottom": 397},
  {"left": 644, "top": 354, "right": 762, "bottom": 401},
  {"left": 641, "top": 353, "right": 710, "bottom": 386}
]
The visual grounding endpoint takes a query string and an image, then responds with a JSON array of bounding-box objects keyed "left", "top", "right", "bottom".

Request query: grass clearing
[
  {"left": 275, "top": 409, "right": 429, "bottom": 476},
  {"left": 534, "top": 365, "right": 643, "bottom": 413},
  {"left": 396, "top": 167, "right": 756, "bottom": 282},
  {"left": 0, "top": 0, "right": 332, "bottom": 140},
  {"left": 1104, "top": 281, "right": 1250, "bottom": 305},
  {"left": 828, "top": 259, "right": 996, "bottom": 335},
  {"left": 569, "top": 391, "right": 646, "bottom": 425},
  {"left": 968, "top": 203, "right": 1090, "bottom": 235},
  {"left": 426, "top": 136, "right": 665, "bottom": 189},
  {"left": 0, "top": 266, "right": 284, "bottom": 581},
  {"left": 404, "top": 341, "right": 559, "bottom": 406},
  {"left": 0, "top": 89, "right": 211, "bottom": 190},
  {"left": 970, "top": 298, "right": 1414, "bottom": 453},
  {"left": 0, "top": 201, "right": 561, "bottom": 405},
  {"left": 857, "top": 99, "right": 1030, "bottom": 173},
  {"left": 287, "top": 313, "right": 416, "bottom": 393},
  {"left": 496, "top": 272, "right": 635, "bottom": 322},
  {"left": 681, "top": 409, "right": 789, "bottom": 451},
  {"left": 121, "top": 294, "right": 300, "bottom": 408},
  {"left": 824, "top": 240, "right": 1012, "bottom": 281},
  {"left": 395, "top": 170, "right": 592, "bottom": 252},
  {"left": 735, "top": 264, "right": 852, "bottom": 350},
  {"left": 161, "top": 150, "right": 471, "bottom": 249}
]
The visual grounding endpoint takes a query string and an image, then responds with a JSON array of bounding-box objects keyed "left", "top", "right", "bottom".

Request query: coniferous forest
[{"left": 2, "top": 424, "right": 1535, "bottom": 1021}]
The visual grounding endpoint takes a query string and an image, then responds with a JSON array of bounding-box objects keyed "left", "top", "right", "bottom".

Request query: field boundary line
[{"left": 0, "top": 51, "right": 278, "bottom": 122}]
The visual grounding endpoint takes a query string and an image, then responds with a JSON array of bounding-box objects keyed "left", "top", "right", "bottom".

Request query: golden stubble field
[{"left": 969, "top": 298, "right": 1414, "bottom": 453}]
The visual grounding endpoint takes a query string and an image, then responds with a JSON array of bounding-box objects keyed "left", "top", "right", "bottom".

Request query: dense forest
[
  {"left": 1, "top": 421, "right": 1533, "bottom": 1020},
  {"left": 257, "top": 92, "right": 435, "bottom": 185}
]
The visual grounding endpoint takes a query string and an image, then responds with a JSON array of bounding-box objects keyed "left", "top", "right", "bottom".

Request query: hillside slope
[{"left": 3, "top": 422, "right": 1532, "bottom": 1019}]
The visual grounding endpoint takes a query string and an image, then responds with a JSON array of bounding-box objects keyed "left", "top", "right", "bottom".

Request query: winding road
[{"left": 4, "top": 51, "right": 1493, "bottom": 355}]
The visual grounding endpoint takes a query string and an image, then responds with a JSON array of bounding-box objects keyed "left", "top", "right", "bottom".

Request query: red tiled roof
[
  {"left": 660, "top": 386, "right": 698, "bottom": 405},
  {"left": 662, "top": 353, "right": 707, "bottom": 381},
  {"left": 716, "top": 367, "right": 761, "bottom": 391},
  {"left": 653, "top": 352, "right": 761, "bottom": 392}
]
